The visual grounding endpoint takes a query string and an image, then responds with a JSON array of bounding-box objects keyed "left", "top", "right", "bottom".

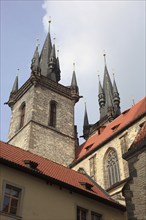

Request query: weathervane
[{"left": 103, "top": 50, "right": 107, "bottom": 65}]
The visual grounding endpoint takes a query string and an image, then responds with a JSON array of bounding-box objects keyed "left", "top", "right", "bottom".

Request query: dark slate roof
[
  {"left": 39, "top": 32, "right": 52, "bottom": 77},
  {"left": 83, "top": 103, "right": 89, "bottom": 127},
  {"left": 11, "top": 75, "right": 18, "bottom": 94}
]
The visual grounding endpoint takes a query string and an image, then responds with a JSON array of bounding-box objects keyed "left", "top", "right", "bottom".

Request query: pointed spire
[
  {"left": 98, "top": 74, "right": 105, "bottom": 108},
  {"left": 39, "top": 19, "right": 52, "bottom": 77},
  {"left": 112, "top": 73, "right": 121, "bottom": 115},
  {"left": 98, "top": 74, "right": 103, "bottom": 95},
  {"left": 56, "top": 50, "right": 61, "bottom": 82},
  {"left": 71, "top": 63, "right": 78, "bottom": 87},
  {"left": 11, "top": 71, "right": 19, "bottom": 94},
  {"left": 83, "top": 102, "right": 89, "bottom": 127},
  {"left": 31, "top": 41, "right": 41, "bottom": 75},
  {"left": 50, "top": 43, "right": 56, "bottom": 59},
  {"left": 103, "top": 54, "right": 113, "bottom": 106},
  {"left": 113, "top": 74, "right": 119, "bottom": 94}
]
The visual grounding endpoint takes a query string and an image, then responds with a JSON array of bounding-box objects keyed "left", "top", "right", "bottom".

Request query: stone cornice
[{"left": 7, "top": 74, "right": 80, "bottom": 107}]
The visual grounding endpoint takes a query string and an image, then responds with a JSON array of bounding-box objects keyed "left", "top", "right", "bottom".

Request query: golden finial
[
  {"left": 57, "top": 49, "right": 59, "bottom": 58},
  {"left": 97, "top": 70, "right": 100, "bottom": 81},
  {"left": 103, "top": 50, "right": 107, "bottom": 65},
  {"left": 53, "top": 34, "right": 56, "bottom": 44},
  {"left": 48, "top": 16, "right": 51, "bottom": 33},
  {"left": 73, "top": 62, "right": 76, "bottom": 72}
]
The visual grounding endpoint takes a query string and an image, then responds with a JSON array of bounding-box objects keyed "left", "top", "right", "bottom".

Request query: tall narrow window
[
  {"left": 49, "top": 101, "right": 57, "bottom": 127},
  {"left": 19, "top": 102, "right": 25, "bottom": 129},
  {"left": 120, "top": 133, "right": 128, "bottom": 154},
  {"left": 2, "top": 184, "right": 22, "bottom": 216},
  {"left": 89, "top": 155, "right": 96, "bottom": 181},
  {"left": 77, "top": 206, "right": 87, "bottom": 220},
  {"left": 105, "top": 149, "right": 120, "bottom": 188},
  {"left": 91, "top": 211, "right": 102, "bottom": 220}
]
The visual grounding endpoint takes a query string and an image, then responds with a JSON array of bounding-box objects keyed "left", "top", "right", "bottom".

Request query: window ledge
[{"left": 0, "top": 211, "right": 22, "bottom": 220}]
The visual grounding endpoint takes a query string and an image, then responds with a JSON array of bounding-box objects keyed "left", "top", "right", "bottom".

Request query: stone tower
[{"left": 7, "top": 28, "right": 80, "bottom": 167}]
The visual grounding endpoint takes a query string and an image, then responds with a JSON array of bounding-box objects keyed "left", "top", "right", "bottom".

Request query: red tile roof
[
  {"left": 74, "top": 97, "right": 146, "bottom": 163},
  {"left": 130, "top": 121, "right": 146, "bottom": 148},
  {"left": 0, "top": 141, "right": 125, "bottom": 210}
]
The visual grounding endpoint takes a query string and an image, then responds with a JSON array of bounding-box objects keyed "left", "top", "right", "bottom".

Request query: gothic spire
[
  {"left": 48, "top": 43, "right": 58, "bottom": 81},
  {"left": 98, "top": 75, "right": 105, "bottom": 109},
  {"left": 71, "top": 63, "right": 78, "bottom": 88},
  {"left": 113, "top": 75, "right": 119, "bottom": 94},
  {"left": 83, "top": 102, "right": 89, "bottom": 127},
  {"left": 31, "top": 43, "right": 41, "bottom": 75},
  {"left": 11, "top": 73, "right": 18, "bottom": 94},
  {"left": 83, "top": 102, "right": 90, "bottom": 140},
  {"left": 99, "top": 54, "right": 115, "bottom": 121},
  {"left": 113, "top": 74, "right": 121, "bottom": 115},
  {"left": 39, "top": 20, "right": 52, "bottom": 77}
]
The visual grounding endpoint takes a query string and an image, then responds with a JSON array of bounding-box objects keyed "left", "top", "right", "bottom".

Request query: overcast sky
[{"left": 1, "top": 0, "right": 145, "bottom": 143}]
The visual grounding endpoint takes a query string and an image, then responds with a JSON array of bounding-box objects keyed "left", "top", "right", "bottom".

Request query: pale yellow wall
[
  {"left": 73, "top": 117, "right": 146, "bottom": 190},
  {"left": 0, "top": 165, "right": 127, "bottom": 220}
]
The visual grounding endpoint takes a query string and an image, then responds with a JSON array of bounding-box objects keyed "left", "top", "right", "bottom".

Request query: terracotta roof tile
[
  {"left": 75, "top": 97, "right": 146, "bottom": 162},
  {"left": 0, "top": 141, "right": 112, "bottom": 203},
  {"left": 130, "top": 121, "right": 146, "bottom": 148}
]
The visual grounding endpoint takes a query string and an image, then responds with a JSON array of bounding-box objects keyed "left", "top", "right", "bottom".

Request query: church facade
[{"left": 1, "top": 23, "right": 146, "bottom": 219}]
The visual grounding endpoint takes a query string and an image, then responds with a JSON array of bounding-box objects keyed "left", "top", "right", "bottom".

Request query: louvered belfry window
[
  {"left": 105, "top": 149, "right": 120, "bottom": 188},
  {"left": 49, "top": 101, "right": 57, "bottom": 127}
]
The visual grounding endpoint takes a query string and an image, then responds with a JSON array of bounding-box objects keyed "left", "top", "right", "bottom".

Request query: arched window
[
  {"left": 19, "top": 102, "right": 25, "bottom": 129},
  {"left": 49, "top": 101, "right": 57, "bottom": 127},
  {"left": 104, "top": 148, "right": 120, "bottom": 188}
]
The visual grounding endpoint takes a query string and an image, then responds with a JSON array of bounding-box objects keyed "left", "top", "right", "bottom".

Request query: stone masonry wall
[
  {"left": 8, "top": 83, "right": 76, "bottom": 166},
  {"left": 73, "top": 117, "right": 146, "bottom": 203},
  {"left": 124, "top": 150, "right": 146, "bottom": 220}
]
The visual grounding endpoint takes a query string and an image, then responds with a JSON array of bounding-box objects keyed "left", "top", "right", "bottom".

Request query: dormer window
[
  {"left": 80, "top": 182, "right": 93, "bottom": 191},
  {"left": 49, "top": 101, "right": 57, "bottom": 127},
  {"left": 19, "top": 102, "right": 25, "bottom": 129}
]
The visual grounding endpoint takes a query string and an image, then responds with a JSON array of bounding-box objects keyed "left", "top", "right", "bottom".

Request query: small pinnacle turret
[
  {"left": 48, "top": 44, "right": 61, "bottom": 82},
  {"left": 70, "top": 63, "right": 79, "bottom": 103},
  {"left": 31, "top": 45, "right": 41, "bottom": 75},
  {"left": 98, "top": 76, "right": 105, "bottom": 108},
  {"left": 83, "top": 103, "right": 90, "bottom": 140},
  {"left": 113, "top": 76, "right": 121, "bottom": 115},
  {"left": 83, "top": 103, "right": 89, "bottom": 127},
  {"left": 7, "top": 72, "right": 19, "bottom": 108},
  {"left": 11, "top": 74, "right": 18, "bottom": 94}
]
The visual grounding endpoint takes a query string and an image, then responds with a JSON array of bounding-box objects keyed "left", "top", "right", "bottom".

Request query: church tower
[
  {"left": 98, "top": 54, "right": 121, "bottom": 123},
  {"left": 83, "top": 54, "right": 121, "bottom": 140},
  {"left": 7, "top": 24, "right": 80, "bottom": 167}
]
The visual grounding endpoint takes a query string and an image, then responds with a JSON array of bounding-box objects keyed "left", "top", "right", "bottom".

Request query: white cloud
[{"left": 42, "top": 0, "right": 145, "bottom": 142}]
